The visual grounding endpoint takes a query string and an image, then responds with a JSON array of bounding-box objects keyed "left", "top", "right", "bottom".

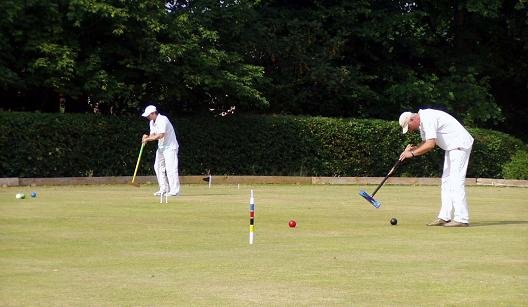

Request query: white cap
[
  {"left": 141, "top": 105, "right": 157, "bottom": 117},
  {"left": 399, "top": 112, "right": 413, "bottom": 134}
]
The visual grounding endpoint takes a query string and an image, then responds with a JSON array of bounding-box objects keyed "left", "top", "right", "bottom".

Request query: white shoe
[
  {"left": 153, "top": 190, "right": 168, "bottom": 196},
  {"left": 166, "top": 192, "right": 180, "bottom": 196}
]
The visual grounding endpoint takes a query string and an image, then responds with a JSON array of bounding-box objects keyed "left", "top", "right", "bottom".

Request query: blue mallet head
[{"left": 359, "top": 190, "right": 381, "bottom": 208}]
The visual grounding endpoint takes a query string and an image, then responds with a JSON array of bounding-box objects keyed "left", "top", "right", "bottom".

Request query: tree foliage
[
  {"left": 0, "top": 0, "right": 526, "bottom": 138},
  {"left": 0, "top": 0, "right": 266, "bottom": 114},
  {"left": 230, "top": 0, "right": 526, "bottom": 128}
]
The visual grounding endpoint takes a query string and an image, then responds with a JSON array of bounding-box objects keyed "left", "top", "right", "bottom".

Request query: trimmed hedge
[
  {"left": 1, "top": 112, "right": 526, "bottom": 179},
  {"left": 501, "top": 150, "right": 528, "bottom": 180}
]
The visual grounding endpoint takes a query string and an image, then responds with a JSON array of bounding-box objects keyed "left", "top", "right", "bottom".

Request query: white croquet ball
[{"left": 16, "top": 193, "right": 25, "bottom": 199}]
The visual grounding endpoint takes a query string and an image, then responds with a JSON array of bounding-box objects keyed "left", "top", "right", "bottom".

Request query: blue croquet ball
[
  {"left": 390, "top": 218, "right": 398, "bottom": 225},
  {"left": 31, "top": 192, "right": 37, "bottom": 198}
]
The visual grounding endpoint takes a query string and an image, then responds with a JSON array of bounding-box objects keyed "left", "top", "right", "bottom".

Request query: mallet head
[{"left": 359, "top": 190, "right": 381, "bottom": 208}]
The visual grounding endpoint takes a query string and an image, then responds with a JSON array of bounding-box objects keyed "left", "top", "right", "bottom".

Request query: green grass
[{"left": 1, "top": 184, "right": 527, "bottom": 306}]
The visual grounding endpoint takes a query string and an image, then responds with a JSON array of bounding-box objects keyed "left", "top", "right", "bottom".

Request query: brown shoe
[
  {"left": 444, "top": 221, "right": 469, "bottom": 227},
  {"left": 426, "top": 218, "right": 450, "bottom": 226}
]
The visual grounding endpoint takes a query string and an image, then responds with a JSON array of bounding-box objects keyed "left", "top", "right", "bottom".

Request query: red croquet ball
[{"left": 288, "top": 219, "right": 297, "bottom": 228}]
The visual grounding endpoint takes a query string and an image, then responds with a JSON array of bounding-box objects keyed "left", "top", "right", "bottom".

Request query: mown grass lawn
[{"left": 1, "top": 184, "right": 527, "bottom": 306}]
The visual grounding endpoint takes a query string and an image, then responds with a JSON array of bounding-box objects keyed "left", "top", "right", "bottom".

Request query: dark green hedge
[{"left": 1, "top": 112, "right": 526, "bottom": 179}]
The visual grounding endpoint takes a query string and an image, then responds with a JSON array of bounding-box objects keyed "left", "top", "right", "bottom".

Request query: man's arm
[
  {"left": 142, "top": 133, "right": 165, "bottom": 144},
  {"left": 399, "top": 139, "right": 436, "bottom": 161}
]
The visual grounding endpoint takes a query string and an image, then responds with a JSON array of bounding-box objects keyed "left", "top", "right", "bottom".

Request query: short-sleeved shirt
[
  {"left": 149, "top": 114, "right": 178, "bottom": 150},
  {"left": 419, "top": 109, "right": 474, "bottom": 150}
]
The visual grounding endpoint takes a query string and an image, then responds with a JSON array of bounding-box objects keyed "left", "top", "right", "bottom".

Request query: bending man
[{"left": 399, "top": 109, "right": 473, "bottom": 227}]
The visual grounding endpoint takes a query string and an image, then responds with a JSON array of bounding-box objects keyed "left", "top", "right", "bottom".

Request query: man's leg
[
  {"left": 449, "top": 148, "right": 471, "bottom": 223},
  {"left": 164, "top": 147, "right": 180, "bottom": 195},
  {"left": 439, "top": 151, "right": 454, "bottom": 221},
  {"left": 154, "top": 149, "right": 169, "bottom": 194}
]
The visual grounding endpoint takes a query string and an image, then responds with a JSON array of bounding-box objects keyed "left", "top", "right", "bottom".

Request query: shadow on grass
[
  {"left": 184, "top": 193, "right": 235, "bottom": 196},
  {"left": 470, "top": 221, "right": 528, "bottom": 227}
]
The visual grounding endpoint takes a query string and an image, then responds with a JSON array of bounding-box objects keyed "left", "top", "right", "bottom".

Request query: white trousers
[
  {"left": 154, "top": 147, "right": 180, "bottom": 194},
  {"left": 438, "top": 148, "right": 471, "bottom": 223}
]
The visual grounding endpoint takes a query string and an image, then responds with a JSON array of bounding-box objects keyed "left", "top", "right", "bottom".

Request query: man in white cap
[
  {"left": 398, "top": 109, "right": 474, "bottom": 227},
  {"left": 141, "top": 105, "right": 180, "bottom": 197}
]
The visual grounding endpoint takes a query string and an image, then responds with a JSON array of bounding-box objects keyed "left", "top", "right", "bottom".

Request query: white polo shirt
[
  {"left": 419, "top": 109, "right": 474, "bottom": 150},
  {"left": 149, "top": 114, "right": 178, "bottom": 150}
]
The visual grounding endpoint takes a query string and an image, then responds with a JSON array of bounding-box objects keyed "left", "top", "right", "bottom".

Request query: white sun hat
[
  {"left": 399, "top": 112, "right": 413, "bottom": 134},
  {"left": 141, "top": 105, "right": 157, "bottom": 117}
]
